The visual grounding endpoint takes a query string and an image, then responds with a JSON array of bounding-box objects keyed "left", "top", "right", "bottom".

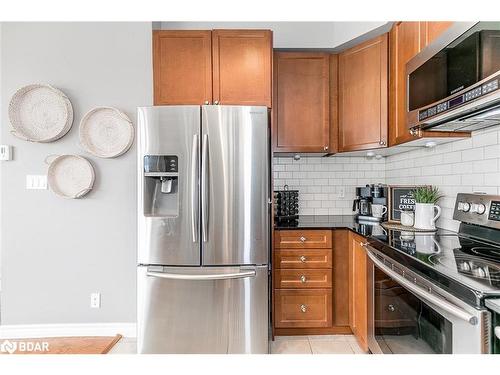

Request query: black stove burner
[{"left": 469, "top": 246, "right": 500, "bottom": 262}]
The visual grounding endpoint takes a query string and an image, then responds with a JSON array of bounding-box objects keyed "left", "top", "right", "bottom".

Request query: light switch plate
[
  {"left": 26, "top": 175, "right": 48, "bottom": 190},
  {"left": 90, "top": 292, "right": 101, "bottom": 308},
  {"left": 0, "top": 145, "right": 12, "bottom": 161}
]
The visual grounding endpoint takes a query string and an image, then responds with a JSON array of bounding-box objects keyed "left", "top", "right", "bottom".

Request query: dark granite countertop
[{"left": 274, "top": 215, "right": 387, "bottom": 237}]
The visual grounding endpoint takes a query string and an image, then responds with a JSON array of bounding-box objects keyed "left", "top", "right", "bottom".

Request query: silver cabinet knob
[
  {"left": 324, "top": 145, "right": 329, "bottom": 151},
  {"left": 387, "top": 304, "right": 395, "bottom": 312},
  {"left": 300, "top": 275, "right": 307, "bottom": 283},
  {"left": 379, "top": 140, "right": 386, "bottom": 145},
  {"left": 204, "top": 101, "right": 209, "bottom": 105},
  {"left": 299, "top": 236, "right": 306, "bottom": 243},
  {"left": 409, "top": 128, "right": 419, "bottom": 136},
  {"left": 214, "top": 100, "right": 219, "bottom": 105},
  {"left": 300, "top": 304, "right": 307, "bottom": 313},
  {"left": 300, "top": 255, "right": 307, "bottom": 263}
]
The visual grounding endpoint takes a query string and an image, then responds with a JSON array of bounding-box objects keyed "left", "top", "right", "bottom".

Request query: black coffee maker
[{"left": 352, "top": 184, "right": 388, "bottom": 222}]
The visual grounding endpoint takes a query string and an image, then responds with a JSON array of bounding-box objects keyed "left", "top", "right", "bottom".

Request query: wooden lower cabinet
[
  {"left": 274, "top": 289, "right": 332, "bottom": 328},
  {"left": 273, "top": 229, "right": 352, "bottom": 336},
  {"left": 275, "top": 229, "right": 332, "bottom": 249},
  {"left": 349, "top": 232, "right": 369, "bottom": 352},
  {"left": 274, "top": 248, "right": 332, "bottom": 269},
  {"left": 275, "top": 269, "right": 332, "bottom": 289}
]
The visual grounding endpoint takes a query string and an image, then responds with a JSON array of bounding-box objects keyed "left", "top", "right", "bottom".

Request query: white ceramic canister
[{"left": 414, "top": 203, "right": 441, "bottom": 230}]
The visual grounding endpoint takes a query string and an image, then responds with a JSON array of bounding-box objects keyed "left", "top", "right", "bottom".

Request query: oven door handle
[{"left": 364, "top": 245, "right": 478, "bottom": 326}]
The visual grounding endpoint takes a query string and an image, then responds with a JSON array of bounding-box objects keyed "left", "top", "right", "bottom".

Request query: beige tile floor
[{"left": 109, "top": 335, "right": 367, "bottom": 354}]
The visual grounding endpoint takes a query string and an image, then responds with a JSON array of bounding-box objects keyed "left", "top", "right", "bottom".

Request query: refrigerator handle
[
  {"left": 191, "top": 134, "right": 199, "bottom": 243},
  {"left": 146, "top": 269, "right": 256, "bottom": 281},
  {"left": 201, "top": 134, "right": 209, "bottom": 242}
]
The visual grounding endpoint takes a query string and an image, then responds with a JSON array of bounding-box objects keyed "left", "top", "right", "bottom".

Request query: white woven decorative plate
[
  {"left": 8, "top": 84, "right": 73, "bottom": 142},
  {"left": 46, "top": 155, "right": 95, "bottom": 199},
  {"left": 79, "top": 107, "right": 134, "bottom": 158}
]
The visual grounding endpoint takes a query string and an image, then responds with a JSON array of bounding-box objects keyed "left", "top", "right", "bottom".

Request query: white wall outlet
[
  {"left": 338, "top": 187, "right": 345, "bottom": 198},
  {"left": 0, "top": 145, "right": 12, "bottom": 161},
  {"left": 90, "top": 292, "right": 101, "bottom": 309},
  {"left": 26, "top": 175, "right": 48, "bottom": 190}
]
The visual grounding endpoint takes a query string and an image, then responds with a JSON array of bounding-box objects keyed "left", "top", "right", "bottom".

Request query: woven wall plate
[
  {"left": 46, "top": 155, "right": 95, "bottom": 199},
  {"left": 8, "top": 84, "right": 73, "bottom": 142},
  {"left": 79, "top": 107, "right": 134, "bottom": 158}
]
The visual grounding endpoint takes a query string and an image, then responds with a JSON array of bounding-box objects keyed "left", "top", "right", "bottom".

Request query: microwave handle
[{"left": 364, "top": 245, "right": 478, "bottom": 325}]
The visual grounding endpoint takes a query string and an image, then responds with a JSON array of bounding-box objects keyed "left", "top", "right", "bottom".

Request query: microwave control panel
[{"left": 418, "top": 76, "right": 500, "bottom": 122}]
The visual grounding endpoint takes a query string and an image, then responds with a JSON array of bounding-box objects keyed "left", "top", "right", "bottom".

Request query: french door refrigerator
[{"left": 137, "top": 105, "right": 270, "bottom": 354}]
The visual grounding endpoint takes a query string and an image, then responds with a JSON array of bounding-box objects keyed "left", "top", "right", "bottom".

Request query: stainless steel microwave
[{"left": 407, "top": 22, "right": 500, "bottom": 132}]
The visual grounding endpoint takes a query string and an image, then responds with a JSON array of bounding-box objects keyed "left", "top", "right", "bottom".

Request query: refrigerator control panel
[{"left": 144, "top": 155, "right": 178, "bottom": 173}]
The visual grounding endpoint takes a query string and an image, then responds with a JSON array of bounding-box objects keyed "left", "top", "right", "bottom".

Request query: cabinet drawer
[
  {"left": 275, "top": 230, "right": 332, "bottom": 249},
  {"left": 274, "top": 289, "right": 332, "bottom": 328},
  {"left": 275, "top": 269, "right": 332, "bottom": 289},
  {"left": 274, "top": 249, "right": 332, "bottom": 269}
]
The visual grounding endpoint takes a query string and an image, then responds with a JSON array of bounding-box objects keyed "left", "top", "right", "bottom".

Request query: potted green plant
[{"left": 412, "top": 186, "right": 443, "bottom": 230}]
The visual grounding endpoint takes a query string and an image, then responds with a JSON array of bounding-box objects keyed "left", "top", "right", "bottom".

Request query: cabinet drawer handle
[
  {"left": 300, "top": 255, "right": 307, "bottom": 263},
  {"left": 299, "top": 236, "right": 306, "bottom": 242},
  {"left": 300, "top": 275, "right": 307, "bottom": 283},
  {"left": 300, "top": 304, "right": 307, "bottom": 313},
  {"left": 387, "top": 304, "right": 395, "bottom": 312}
]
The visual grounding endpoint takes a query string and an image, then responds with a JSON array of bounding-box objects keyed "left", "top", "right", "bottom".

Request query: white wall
[
  {"left": 273, "top": 127, "right": 500, "bottom": 231},
  {"left": 0, "top": 22, "right": 152, "bottom": 325},
  {"left": 159, "top": 22, "right": 390, "bottom": 49}
]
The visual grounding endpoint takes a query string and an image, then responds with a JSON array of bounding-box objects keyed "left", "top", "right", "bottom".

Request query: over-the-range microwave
[{"left": 406, "top": 22, "right": 500, "bottom": 132}]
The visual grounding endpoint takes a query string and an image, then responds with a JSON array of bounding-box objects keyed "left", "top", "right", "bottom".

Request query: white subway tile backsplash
[{"left": 274, "top": 128, "right": 500, "bottom": 231}]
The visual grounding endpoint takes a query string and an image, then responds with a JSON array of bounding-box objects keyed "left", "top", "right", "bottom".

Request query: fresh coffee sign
[{"left": 389, "top": 186, "right": 419, "bottom": 222}]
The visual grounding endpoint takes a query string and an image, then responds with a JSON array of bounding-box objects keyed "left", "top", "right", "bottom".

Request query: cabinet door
[
  {"left": 349, "top": 233, "right": 369, "bottom": 352},
  {"left": 421, "top": 21, "right": 454, "bottom": 47},
  {"left": 339, "top": 34, "right": 388, "bottom": 152},
  {"left": 273, "top": 52, "right": 330, "bottom": 153},
  {"left": 389, "top": 22, "right": 422, "bottom": 146},
  {"left": 153, "top": 30, "right": 212, "bottom": 105},
  {"left": 212, "top": 30, "right": 272, "bottom": 107}
]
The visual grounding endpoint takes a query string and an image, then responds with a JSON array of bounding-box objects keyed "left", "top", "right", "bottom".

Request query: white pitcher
[{"left": 414, "top": 203, "right": 441, "bottom": 230}]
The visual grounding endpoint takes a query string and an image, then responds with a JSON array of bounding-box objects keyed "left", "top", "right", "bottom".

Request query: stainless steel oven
[{"left": 365, "top": 245, "right": 490, "bottom": 354}]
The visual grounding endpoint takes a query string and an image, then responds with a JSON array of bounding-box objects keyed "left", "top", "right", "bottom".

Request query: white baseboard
[{"left": 0, "top": 323, "right": 136, "bottom": 339}]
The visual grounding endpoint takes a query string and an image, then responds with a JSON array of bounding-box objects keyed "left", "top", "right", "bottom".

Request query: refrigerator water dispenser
[{"left": 143, "top": 155, "right": 179, "bottom": 217}]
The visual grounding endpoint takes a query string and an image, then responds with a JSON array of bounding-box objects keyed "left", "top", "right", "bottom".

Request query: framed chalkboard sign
[{"left": 388, "top": 185, "right": 426, "bottom": 222}]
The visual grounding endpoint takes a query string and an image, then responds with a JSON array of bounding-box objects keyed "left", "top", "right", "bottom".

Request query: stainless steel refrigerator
[{"left": 137, "top": 105, "right": 270, "bottom": 354}]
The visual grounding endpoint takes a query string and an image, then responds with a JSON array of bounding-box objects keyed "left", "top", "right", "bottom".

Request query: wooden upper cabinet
[
  {"left": 212, "top": 30, "right": 272, "bottom": 106},
  {"left": 389, "top": 22, "right": 422, "bottom": 146},
  {"left": 273, "top": 52, "right": 330, "bottom": 153},
  {"left": 338, "top": 34, "right": 388, "bottom": 152},
  {"left": 421, "top": 21, "right": 454, "bottom": 47},
  {"left": 153, "top": 30, "right": 212, "bottom": 105}
]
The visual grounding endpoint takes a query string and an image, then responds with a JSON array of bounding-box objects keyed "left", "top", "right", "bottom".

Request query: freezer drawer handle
[
  {"left": 146, "top": 269, "right": 256, "bottom": 281},
  {"left": 363, "top": 244, "right": 478, "bottom": 325}
]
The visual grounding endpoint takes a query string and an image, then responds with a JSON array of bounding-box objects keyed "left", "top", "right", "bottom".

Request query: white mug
[
  {"left": 400, "top": 210, "right": 415, "bottom": 227},
  {"left": 371, "top": 204, "right": 388, "bottom": 218}
]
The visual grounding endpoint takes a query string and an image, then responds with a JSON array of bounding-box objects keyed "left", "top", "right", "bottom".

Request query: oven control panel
[
  {"left": 454, "top": 193, "right": 500, "bottom": 230},
  {"left": 489, "top": 201, "right": 500, "bottom": 222}
]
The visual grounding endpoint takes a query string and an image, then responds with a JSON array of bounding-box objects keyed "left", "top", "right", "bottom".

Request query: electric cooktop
[{"left": 368, "top": 193, "right": 500, "bottom": 307}]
